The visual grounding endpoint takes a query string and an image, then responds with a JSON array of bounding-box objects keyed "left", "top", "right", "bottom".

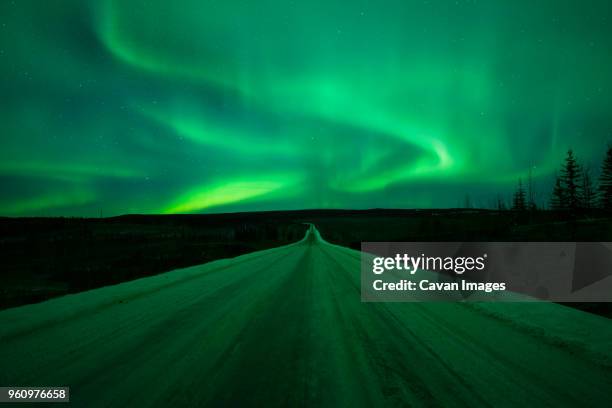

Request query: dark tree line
[{"left": 511, "top": 146, "right": 612, "bottom": 212}]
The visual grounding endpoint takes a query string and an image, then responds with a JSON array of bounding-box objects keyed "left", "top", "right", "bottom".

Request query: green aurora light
[{"left": 1, "top": 0, "right": 611, "bottom": 215}]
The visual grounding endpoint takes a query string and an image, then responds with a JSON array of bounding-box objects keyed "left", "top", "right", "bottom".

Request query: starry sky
[{"left": 1, "top": 0, "right": 611, "bottom": 216}]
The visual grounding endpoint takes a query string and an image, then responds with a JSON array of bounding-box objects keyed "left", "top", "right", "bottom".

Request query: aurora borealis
[{"left": 1, "top": 1, "right": 612, "bottom": 216}]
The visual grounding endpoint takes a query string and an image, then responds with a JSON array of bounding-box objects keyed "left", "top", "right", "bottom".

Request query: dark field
[
  {"left": 2, "top": 209, "right": 612, "bottom": 313},
  {"left": 0, "top": 213, "right": 307, "bottom": 309}
]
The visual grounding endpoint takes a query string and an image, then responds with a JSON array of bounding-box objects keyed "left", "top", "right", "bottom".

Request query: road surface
[{"left": 1, "top": 225, "right": 611, "bottom": 407}]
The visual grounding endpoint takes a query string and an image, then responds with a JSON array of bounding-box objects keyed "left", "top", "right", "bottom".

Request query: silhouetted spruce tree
[
  {"left": 561, "top": 149, "right": 581, "bottom": 212},
  {"left": 598, "top": 146, "right": 612, "bottom": 211},
  {"left": 551, "top": 175, "right": 566, "bottom": 210},
  {"left": 512, "top": 178, "right": 527, "bottom": 211},
  {"left": 580, "top": 165, "right": 595, "bottom": 210},
  {"left": 496, "top": 194, "right": 507, "bottom": 211},
  {"left": 527, "top": 166, "right": 537, "bottom": 210}
]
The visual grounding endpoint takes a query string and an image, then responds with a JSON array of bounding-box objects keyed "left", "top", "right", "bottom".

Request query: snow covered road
[{"left": 1, "top": 225, "right": 611, "bottom": 407}]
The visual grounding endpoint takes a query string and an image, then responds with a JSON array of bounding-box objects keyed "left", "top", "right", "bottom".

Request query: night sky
[{"left": 1, "top": 0, "right": 612, "bottom": 216}]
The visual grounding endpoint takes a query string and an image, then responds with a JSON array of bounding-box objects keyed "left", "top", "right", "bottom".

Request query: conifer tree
[
  {"left": 580, "top": 165, "right": 595, "bottom": 210},
  {"left": 598, "top": 146, "right": 612, "bottom": 211},
  {"left": 561, "top": 149, "right": 581, "bottom": 211},
  {"left": 551, "top": 175, "right": 566, "bottom": 210},
  {"left": 496, "top": 194, "right": 506, "bottom": 211},
  {"left": 527, "top": 166, "right": 537, "bottom": 210},
  {"left": 512, "top": 178, "right": 526, "bottom": 211}
]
